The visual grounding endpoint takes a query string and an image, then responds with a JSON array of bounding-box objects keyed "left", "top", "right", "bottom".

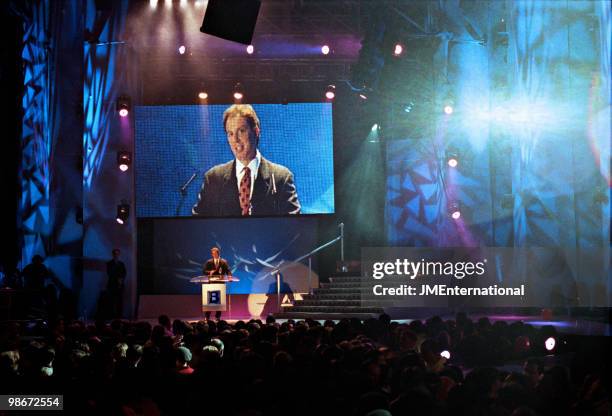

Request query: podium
[{"left": 190, "top": 275, "right": 239, "bottom": 318}]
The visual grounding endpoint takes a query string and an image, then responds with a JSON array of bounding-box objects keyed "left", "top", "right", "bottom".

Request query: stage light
[
  {"left": 446, "top": 150, "right": 459, "bottom": 168},
  {"left": 440, "top": 350, "right": 451, "bottom": 359},
  {"left": 321, "top": 45, "right": 330, "bottom": 55},
  {"left": 194, "top": 1, "right": 202, "bottom": 7},
  {"left": 179, "top": 0, "right": 187, "bottom": 8},
  {"left": 367, "top": 124, "right": 381, "bottom": 143},
  {"left": 117, "top": 151, "right": 132, "bottom": 172},
  {"left": 149, "top": 0, "right": 158, "bottom": 9},
  {"left": 393, "top": 43, "right": 403, "bottom": 56},
  {"left": 449, "top": 203, "right": 461, "bottom": 220},
  {"left": 404, "top": 102, "right": 414, "bottom": 113},
  {"left": 233, "top": 82, "right": 244, "bottom": 101},
  {"left": 514, "top": 335, "right": 531, "bottom": 353},
  {"left": 325, "top": 85, "right": 336, "bottom": 100},
  {"left": 116, "top": 203, "right": 130, "bottom": 225},
  {"left": 444, "top": 105, "right": 454, "bottom": 115},
  {"left": 246, "top": 44, "right": 254, "bottom": 54},
  {"left": 178, "top": 45, "right": 186, "bottom": 55},
  {"left": 359, "top": 93, "right": 368, "bottom": 100},
  {"left": 116, "top": 96, "right": 130, "bottom": 117},
  {"left": 544, "top": 337, "right": 556, "bottom": 351},
  {"left": 198, "top": 81, "right": 208, "bottom": 100},
  {"left": 164, "top": 0, "right": 172, "bottom": 9}
]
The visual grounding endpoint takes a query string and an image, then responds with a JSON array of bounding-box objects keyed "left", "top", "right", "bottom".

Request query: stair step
[
  {"left": 276, "top": 273, "right": 383, "bottom": 317},
  {"left": 313, "top": 288, "right": 362, "bottom": 295},
  {"left": 298, "top": 299, "right": 362, "bottom": 306},
  {"left": 295, "top": 298, "right": 394, "bottom": 306},
  {"left": 288, "top": 306, "right": 384, "bottom": 313},
  {"left": 303, "top": 294, "right": 361, "bottom": 300},
  {"left": 328, "top": 276, "right": 364, "bottom": 283},
  {"left": 321, "top": 281, "right": 362, "bottom": 287},
  {"left": 274, "top": 312, "right": 380, "bottom": 320}
]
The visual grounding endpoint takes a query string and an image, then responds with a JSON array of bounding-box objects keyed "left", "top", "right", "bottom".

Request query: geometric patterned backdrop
[
  {"left": 18, "top": 0, "right": 86, "bottom": 309},
  {"left": 386, "top": 138, "right": 450, "bottom": 247},
  {"left": 82, "top": 0, "right": 136, "bottom": 319},
  {"left": 507, "top": 1, "right": 610, "bottom": 305},
  {"left": 20, "top": 0, "right": 51, "bottom": 267},
  {"left": 385, "top": 0, "right": 610, "bottom": 306},
  {"left": 18, "top": 0, "right": 135, "bottom": 318}
]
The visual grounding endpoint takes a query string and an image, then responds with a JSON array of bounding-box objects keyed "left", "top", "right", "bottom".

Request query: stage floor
[{"left": 150, "top": 313, "right": 610, "bottom": 337}]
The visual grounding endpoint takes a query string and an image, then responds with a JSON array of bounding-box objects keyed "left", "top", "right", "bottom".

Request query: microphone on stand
[
  {"left": 179, "top": 172, "right": 198, "bottom": 195},
  {"left": 175, "top": 171, "right": 199, "bottom": 216}
]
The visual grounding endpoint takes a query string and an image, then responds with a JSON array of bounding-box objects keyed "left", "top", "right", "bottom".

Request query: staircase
[{"left": 274, "top": 274, "right": 384, "bottom": 319}]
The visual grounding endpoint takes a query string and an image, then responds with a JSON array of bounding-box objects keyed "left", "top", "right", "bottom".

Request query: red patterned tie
[{"left": 239, "top": 166, "right": 251, "bottom": 216}]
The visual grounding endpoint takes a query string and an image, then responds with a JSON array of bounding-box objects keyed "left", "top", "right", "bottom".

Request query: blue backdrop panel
[
  {"left": 146, "top": 216, "right": 318, "bottom": 294},
  {"left": 135, "top": 103, "right": 334, "bottom": 217}
]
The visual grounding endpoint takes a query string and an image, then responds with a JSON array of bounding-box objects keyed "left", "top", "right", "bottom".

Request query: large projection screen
[{"left": 135, "top": 103, "right": 334, "bottom": 218}]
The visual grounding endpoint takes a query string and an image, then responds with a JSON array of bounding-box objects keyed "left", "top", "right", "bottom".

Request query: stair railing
[{"left": 270, "top": 222, "right": 344, "bottom": 311}]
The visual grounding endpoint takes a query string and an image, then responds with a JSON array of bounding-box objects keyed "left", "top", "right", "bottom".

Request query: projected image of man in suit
[{"left": 192, "top": 104, "right": 301, "bottom": 217}]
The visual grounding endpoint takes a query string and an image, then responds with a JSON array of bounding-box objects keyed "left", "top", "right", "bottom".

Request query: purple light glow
[
  {"left": 231, "top": 37, "right": 360, "bottom": 58},
  {"left": 527, "top": 320, "right": 574, "bottom": 328}
]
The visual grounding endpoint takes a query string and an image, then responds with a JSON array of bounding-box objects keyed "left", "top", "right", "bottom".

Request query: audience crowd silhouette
[{"left": 0, "top": 311, "right": 609, "bottom": 415}]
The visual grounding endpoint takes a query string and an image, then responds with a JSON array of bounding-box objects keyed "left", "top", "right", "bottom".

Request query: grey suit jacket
[{"left": 192, "top": 156, "right": 301, "bottom": 217}]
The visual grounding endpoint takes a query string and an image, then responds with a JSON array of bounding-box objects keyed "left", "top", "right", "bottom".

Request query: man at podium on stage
[{"left": 203, "top": 247, "right": 231, "bottom": 320}]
